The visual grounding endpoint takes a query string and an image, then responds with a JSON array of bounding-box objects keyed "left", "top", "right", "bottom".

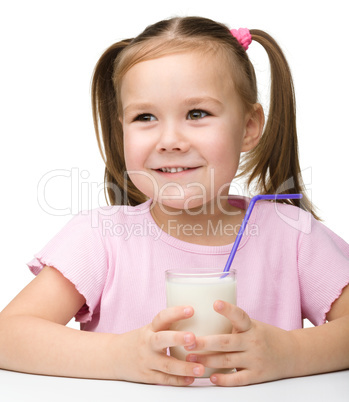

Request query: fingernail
[
  {"left": 186, "top": 342, "right": 196, "bottom": 350},
  {"left": 193, "top": 367, "right": 201, "bottom": 376},
  {"left": 215, "top": 301, "right": 224, "bottom": 311},
  {"left": 211, "top": 375, "right": 217, "bottom": 384},
  {"left": 187, "top": 354, "right": 197, "bottom": 362},
  {"left": 184, "top": 308, "right": 192, "bottom": 316},
  {"left": 184, "top": 334, "right": 192, "bottom": 344}
]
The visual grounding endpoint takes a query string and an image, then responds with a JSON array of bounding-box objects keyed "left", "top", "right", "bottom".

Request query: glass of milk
[{"left": 166, "top": 268, "right": 237, "bottom": 378}]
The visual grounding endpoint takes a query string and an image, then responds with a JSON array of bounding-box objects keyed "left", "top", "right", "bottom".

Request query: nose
[{"left": 155, "top": 123, "right": 190, "bottom": 153}]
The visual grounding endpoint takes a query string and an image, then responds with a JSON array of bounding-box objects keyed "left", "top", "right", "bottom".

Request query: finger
[
  {"left": 187, "top": 333, "right": 244, "bottom": 352},
  {"left": 186, "top": 351, "right": 244, "bottom": 369},
  {"left": 152, "top": 355, "right": 205, "bottom": 379},
  {"left": 151, "top": 330, "right": 196, "bottom": 351},
  {"left": 151, "top": 371, "right": 195, "bottom": 387},
  {"left": 214, "top": 301, "right": 252, "bottom": 333},
  {"left": 151, "top": 306, "right": 194, "bottom": 332},
  {"left": 210, "top": 369, "right": 254, "bottom": 387}
]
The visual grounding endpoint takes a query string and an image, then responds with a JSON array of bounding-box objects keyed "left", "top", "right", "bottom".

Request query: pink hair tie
[{"left": 230, "top": 28, "right": 252, "bottom": 51}]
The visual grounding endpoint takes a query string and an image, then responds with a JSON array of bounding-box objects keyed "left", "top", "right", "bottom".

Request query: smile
[{"left": 158, "top": 167, "right": 192, "bottom": 173}]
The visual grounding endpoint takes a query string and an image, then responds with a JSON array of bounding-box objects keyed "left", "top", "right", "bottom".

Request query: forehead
[{"left": 120, "top": 52, "right": 236, "bottom": 105}]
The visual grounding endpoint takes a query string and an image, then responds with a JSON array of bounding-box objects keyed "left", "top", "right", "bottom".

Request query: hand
[
  {"left": 185, "top": 301, "right": 297, "bottom": 386},
  {"left": 115, "top": 306, "right": 205, "bottom": 386}
]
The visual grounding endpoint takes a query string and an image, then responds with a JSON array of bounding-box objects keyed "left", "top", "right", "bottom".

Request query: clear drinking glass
[{"left": 166, "top": 268, "right": 237, "bottom": 378}]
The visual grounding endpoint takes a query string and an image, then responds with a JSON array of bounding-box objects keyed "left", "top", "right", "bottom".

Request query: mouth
[{"left": 157, "top": 167, "right": 193, "bottom": 173}]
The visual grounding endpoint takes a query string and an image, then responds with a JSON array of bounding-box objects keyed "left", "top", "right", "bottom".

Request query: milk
[{"left": 166, "top": 270, "right": 236, "bottom": 378}]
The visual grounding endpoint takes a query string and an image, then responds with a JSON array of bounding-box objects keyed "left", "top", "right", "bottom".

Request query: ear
[{"left": 241, "top": 103, "right": 264, "bottom": 152}]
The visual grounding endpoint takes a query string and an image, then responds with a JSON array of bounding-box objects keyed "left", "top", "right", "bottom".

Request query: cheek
[
  {"left": 124, "top": 134, "right": 156, "bottom": 198},
  {"left": 208, "top": 132, "right": 242, "bottom": 191},
  {"left": 128, "top": 171, "right": 157, "bottom": 200},
  {"left": 124, "top": 143, "right": 137, "bottom": 171},
  {"left": 123, "top": 130, "right": 146, "bottom": 170},
  {"left": 208, "top": 129, "right": 242, "bottom": 167}
]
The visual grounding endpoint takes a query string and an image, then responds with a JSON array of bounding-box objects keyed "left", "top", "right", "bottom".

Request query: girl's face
[{"left": 120, "top": 51, "right": 261, "bottom": 212}]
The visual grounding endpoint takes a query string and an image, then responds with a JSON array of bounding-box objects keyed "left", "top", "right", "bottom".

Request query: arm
[
  {"left": 0, "top": 266, "right": 204, "bottom": 385},
  {"left": 291, "top": 283, "right": 349, "bottom": 376},
  {"left": 186, "top": 284, "right": 349, "bottom": 386}
]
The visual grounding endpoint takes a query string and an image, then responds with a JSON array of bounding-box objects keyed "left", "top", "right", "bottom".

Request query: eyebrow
[
  {"left": 123, "top": 96, "right": 223, "bottom": 116},
  {"left": 123, "top": 102, "right": 154, "bottom": 116},
  {"left": 183, "top": 96, "right": 224, "bottom": 108}
]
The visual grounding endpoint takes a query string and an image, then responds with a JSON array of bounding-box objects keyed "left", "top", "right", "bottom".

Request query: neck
[{"left": 150, "top": 198, "right": 245, "bottom": 246}]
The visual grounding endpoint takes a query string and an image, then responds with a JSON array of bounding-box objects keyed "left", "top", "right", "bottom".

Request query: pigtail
[
  {"left": 91, "top": 40, "right": 147, "bottom": 206},
  {"left": 239, "top": 30, "right": 320, "bottom": 219}
]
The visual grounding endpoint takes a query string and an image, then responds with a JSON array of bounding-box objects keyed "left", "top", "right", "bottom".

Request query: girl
[{"left": 0, "top": 16, "right": 348, "bottom": 387}]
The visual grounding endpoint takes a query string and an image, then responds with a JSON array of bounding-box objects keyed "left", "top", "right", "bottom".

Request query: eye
[
  {"left": 134, "top": 113, "right": 157, "bottom": 122},
  {"left": 187, "top": 109, "right": 209, "bottom": 120}
]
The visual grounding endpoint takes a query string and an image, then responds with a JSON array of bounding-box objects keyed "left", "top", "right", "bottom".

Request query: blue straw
[{"left": 223, "top": 194, "right": 303, "bottom": 273}]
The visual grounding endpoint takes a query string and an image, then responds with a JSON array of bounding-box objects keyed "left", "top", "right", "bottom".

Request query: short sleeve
[
  {"left": 298, "top": 216, "right": 349, "bottom": 325},
  {"left": 27, "top": 212, "right": 108, "bottom": 323}
]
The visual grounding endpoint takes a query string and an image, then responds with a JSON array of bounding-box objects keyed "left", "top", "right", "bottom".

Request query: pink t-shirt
[{"left": 28, "top": 198, "right": 349, "bottom": 333}]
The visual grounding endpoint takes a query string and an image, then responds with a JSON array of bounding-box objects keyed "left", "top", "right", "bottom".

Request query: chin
[{"left": 154, "top": 196, "right": 212, "bottom": 215}]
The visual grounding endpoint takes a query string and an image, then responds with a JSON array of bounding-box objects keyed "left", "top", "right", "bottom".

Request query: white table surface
[{"left": 1, "top": 369, "right": 348, "bottom": 402}]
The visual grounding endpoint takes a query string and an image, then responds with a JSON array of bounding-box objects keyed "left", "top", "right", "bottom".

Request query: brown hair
[{"left": 91, "top": 16, "right": 319, "bottom": 219}]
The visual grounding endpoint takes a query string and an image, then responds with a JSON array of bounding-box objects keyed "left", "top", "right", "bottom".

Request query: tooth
[{"left": 160, "top": 167, "right": 190, "bottom": 173}]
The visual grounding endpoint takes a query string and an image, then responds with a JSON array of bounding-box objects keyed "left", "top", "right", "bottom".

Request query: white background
[{"left": 0, "top": 0, "right": 348, "bottom": 331}]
